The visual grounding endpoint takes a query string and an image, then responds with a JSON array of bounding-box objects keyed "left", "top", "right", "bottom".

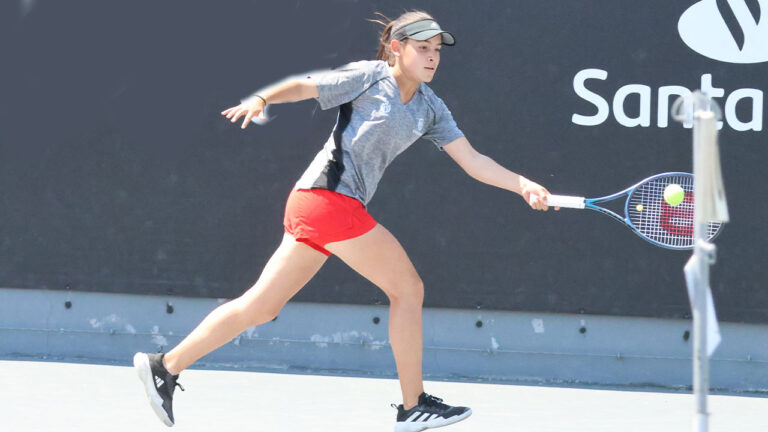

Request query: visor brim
[{"left": 406, "top": 29, "right": 455, "bottom": 46}]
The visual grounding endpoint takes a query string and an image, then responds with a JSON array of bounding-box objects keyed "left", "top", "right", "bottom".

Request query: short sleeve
[
  {"left": 310, "top": 61, "right": 390, "bottom": 110},
  {"left": 422, "top": 97, "right": 464, "bottom": 150}
]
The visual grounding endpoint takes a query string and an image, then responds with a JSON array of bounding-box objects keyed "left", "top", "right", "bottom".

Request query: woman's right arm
[{"left": 221, "top": 77, "right": 319, "bottom": 129}]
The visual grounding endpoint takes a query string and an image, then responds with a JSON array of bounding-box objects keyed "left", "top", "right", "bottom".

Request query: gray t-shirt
[{"left": 295, "top": 60, "right": 464, "bottom": 205}]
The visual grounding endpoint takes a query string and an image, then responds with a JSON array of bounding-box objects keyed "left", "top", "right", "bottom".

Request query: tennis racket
[{"left": 535, "top": 172, "right": 722, "bottom": 250}]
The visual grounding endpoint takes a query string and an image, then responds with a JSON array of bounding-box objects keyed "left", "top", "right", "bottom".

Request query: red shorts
[{"left": 283, "top": 188, "right": 378, "bottom": 256}]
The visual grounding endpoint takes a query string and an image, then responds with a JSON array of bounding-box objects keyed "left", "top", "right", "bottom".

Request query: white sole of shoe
[
  {"left": 394, "top": 408, "right": 472, "bottom": 432},
  {"left": 133, "top": 353, "right": 174, "bottom": 427}
]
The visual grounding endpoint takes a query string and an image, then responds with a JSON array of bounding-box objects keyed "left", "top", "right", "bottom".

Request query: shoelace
[
  {"left": 421, "top": 394, "right": 448, "bottom": 409},
  {"left": 389, "top": 394, "right": 447, "bottom": 411},
  {"left": 175, "top": 381, "right": 185, "bottom": 392}
]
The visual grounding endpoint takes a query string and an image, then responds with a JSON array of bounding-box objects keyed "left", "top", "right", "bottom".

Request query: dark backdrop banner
[{"left": 1, "top": 1, "right": 765, "bottom": 323}]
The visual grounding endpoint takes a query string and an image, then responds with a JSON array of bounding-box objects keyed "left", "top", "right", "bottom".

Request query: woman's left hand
[{"left": 520, "top": 180, "right": 559, "bottom": 211}]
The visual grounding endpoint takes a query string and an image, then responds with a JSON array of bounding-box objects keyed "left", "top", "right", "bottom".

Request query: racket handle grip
[{"left": 531, "top": 194, "right": 586, "bottom": 209}]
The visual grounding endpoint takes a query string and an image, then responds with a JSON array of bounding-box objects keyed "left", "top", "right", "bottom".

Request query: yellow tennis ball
[
  {"left": 636, "top": 204, "right": 644, "bottom": 212},
  {"left": 664, "top": 184, "right": 685, "bottom": 206}
]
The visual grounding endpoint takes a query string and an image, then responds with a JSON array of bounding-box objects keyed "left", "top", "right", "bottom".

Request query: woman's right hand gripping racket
[{"left": 534, "top": 172, "right": 723, "bottom": 250}]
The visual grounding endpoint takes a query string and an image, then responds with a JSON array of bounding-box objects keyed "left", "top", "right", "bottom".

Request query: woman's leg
[
  {"left": 162, "top": 233, "right": 328, "bottom": 375},
  {"left": 324, "top": 224, "right": 425, "bottom": 410}
]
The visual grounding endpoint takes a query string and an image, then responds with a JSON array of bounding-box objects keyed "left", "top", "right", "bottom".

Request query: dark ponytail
[{"left": 369, "top": 10, "right": 434, "bottom": 66}]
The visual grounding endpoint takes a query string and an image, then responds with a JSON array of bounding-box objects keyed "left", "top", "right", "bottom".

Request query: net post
[
  {"left": 673, "top": 91, "right": 727, "bottom": 432},
  {"left": 692, "top": 107, "right": 716, "bottom": 432}
]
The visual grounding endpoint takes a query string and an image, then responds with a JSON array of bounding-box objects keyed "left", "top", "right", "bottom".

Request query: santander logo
[
  {"left": 569, "top": 1, "right": 766, "bottom": 131},
  {"left": 678, "top": 0, "right": 768, "bottom": 63}
]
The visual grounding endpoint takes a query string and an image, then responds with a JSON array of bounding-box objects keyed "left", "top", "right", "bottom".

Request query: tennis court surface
[{"left": 2, "top": 358, "right": 766, "bottom": 432}]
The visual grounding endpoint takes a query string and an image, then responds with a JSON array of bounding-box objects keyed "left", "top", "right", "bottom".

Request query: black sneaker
[
  {"left": 393, "top": 393, "right": 472, "bottom": 432},
  {"left": 133, "top": 352, "right": 185, "bottom": 426}
]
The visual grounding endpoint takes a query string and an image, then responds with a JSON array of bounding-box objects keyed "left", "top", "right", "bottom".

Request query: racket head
[{"left": 624, "top": 172, "right": 722, "bottom": 249}]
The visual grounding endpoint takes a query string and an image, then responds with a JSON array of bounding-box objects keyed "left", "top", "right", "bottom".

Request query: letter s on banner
[{"left": 572, "top": 69, "right": 609, "bottom": 126}]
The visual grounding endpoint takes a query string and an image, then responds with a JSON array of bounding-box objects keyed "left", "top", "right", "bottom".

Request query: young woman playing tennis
[{"left": 134, "top": 10, "right": 554, "bottom": 432}]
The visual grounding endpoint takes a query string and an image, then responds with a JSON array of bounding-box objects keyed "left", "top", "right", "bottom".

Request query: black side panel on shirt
[{"left": 312, "top": 102, "right": 352, "bottom": 191}]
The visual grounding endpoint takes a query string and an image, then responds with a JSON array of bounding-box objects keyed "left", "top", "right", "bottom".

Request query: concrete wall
[{"left": 2, "top": 288, "right": 766, "bottom": 393}]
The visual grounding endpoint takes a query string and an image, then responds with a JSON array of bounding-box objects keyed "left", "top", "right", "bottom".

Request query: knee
[
  {"left": 385, "top": 277, "right": 424, "bottom": 307},
  {"left": 231, "top": 296, "right": 283, "bottom": 327}
]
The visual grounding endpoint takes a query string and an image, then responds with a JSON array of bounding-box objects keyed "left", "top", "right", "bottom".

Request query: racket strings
[{"left": 627, "top": 175, "right": 721, "bottom": 248}]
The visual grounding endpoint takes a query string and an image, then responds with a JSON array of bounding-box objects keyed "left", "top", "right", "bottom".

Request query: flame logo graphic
[{"left": 679, "top": 0, "right": 768, "bottom": 63}]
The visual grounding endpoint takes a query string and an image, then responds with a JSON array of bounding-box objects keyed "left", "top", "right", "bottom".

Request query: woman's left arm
[{"left": 442, "top": 137, "right": 555, "bottom": 211}]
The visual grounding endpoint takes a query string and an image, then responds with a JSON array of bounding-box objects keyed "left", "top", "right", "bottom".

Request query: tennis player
[{"left": 134, "top": 10, "right": 554, "bottom": 432}]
